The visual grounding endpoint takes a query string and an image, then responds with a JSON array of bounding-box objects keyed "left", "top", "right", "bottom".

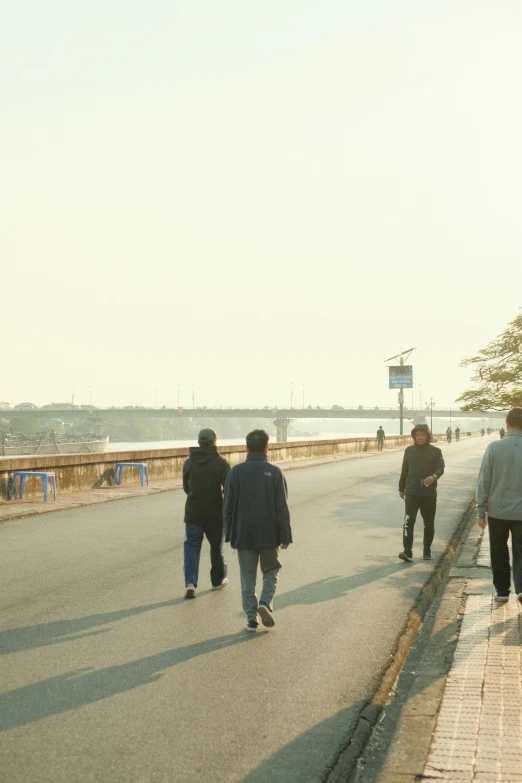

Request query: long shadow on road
[
  {"left": 0, "top": 631, "right": 266, "bottom": 732},
  {"left": 277, "top": 562, "right": 413, "bottom": 610},
  {"left": 0, "top": 596, "right": 210, "bottom": 656},
  {"left": 3, "top": 561, "right": 415, "bottom": 657},
  {"left": 243, "top": 701, "right": 368, "bottom": 783}
]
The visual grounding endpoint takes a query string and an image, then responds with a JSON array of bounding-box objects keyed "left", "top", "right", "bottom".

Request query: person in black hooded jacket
[
  {"left": 398, "top": 423, "right": 445, "bottom": 563},
  {"left": 182, "top": 428, "right": 230, "bottom": 598}
]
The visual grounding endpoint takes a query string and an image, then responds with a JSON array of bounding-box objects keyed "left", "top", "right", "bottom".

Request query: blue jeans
[
  {"left": 237, "top": 549, "right": 281, "bottom": 621},
  {"left": 184, "top": 522, "right": 227, "bottom": 587}
]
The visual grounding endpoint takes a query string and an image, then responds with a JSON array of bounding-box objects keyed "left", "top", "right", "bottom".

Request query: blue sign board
[{"left": 389, "top": 365, "right": 413, "bottom": 389}]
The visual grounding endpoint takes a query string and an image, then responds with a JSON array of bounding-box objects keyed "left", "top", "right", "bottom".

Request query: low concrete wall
[{"left": 0, "top": 432, "right": 479, "bottom": 500}]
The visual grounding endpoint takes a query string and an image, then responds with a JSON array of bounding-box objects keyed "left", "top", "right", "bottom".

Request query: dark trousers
[
  {"left": 488, "top": 518, "right": 522, "bottom": 596},
  {"left": 403, "top": 495, "right": 436, "bottom": 555},
  {"left": 184, "top": 521, "right": 227, "bottom": 587},
  {"left": 377, "top": 439, "right": 384, "bottom": 451}
]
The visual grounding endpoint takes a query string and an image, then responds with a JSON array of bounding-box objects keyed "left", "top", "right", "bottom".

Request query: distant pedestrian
[
  {"left": 223, "top": 429, "right": 292, "bottom": 632},
  {"left": 398, "top": 424, "right": 445, "bottom": 563},
  {"left": 476, "top": 408, "right": 522, "bottom": 605},
  {"left": 183, "top": 428, "right": 230, "bottom": 598},
  {"left": 376, "top": 426, "right": 385, "bottom": 451},
  {"left": 481, "top": 428, "right": 486, "bottom": 436},
  {"left": 446, "top": 427, "right": 452, "bottom": 444},
  {"left": 455, "top": 426, "right": 461, "bottom": 442},
  {"left": 499, "top": 427, "right": 505, "bottom": 439}
]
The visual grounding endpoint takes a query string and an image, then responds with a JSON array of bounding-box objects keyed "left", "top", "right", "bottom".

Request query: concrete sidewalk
[
  {"left": 0, "top": 445, "right": 404, "bottom": 524},
  {"left": 422, "top": 532, "right": 522, "bottom": 783},
  {"left": 370, "top": 520, "right": 522, "bottom": 783}
]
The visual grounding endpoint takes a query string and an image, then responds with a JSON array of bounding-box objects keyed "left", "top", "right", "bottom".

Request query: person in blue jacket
[{"left": 224, "top": 429, "right": 292, "bottom": 632}]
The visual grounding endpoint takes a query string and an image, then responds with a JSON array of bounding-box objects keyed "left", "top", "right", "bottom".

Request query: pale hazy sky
[{"left": 3, "top": 1, "right": 521, "bottom": 410}]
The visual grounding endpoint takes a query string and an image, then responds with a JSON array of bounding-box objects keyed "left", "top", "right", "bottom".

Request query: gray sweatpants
[{"left": 237, "top": 549, "right": 281, "bottom": 621}]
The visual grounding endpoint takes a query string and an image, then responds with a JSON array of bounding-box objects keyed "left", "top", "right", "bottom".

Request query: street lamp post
[
  {"left": 427, "top": 397, "right": 435, "bottom": 435},
  {"left": 384, "top": 348, "right": 416, "bottom": 436},
  {"left": 290, "top": 382, "right": 304, "bottom": 410}
]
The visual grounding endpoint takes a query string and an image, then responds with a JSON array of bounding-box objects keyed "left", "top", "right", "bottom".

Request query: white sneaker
[
  {"left": 517, "top": 593, "right": 522, "bottom": 606},
  {"left": 212, "top": 577, "right": 229, "bottom": 590},
  {"left": 494, "top": 593, "right": 509, "bottom": 603},
  {"left": 257, "top": 604, "right": 275, "bottom": 627},
  {"left": 185, "top": 584, "right": 196, "bottom": 599}
]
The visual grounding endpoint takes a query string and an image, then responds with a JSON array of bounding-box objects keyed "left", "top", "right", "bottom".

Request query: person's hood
[
  {"left": 411, "top": 423, "right": 432, "bottom": 444},
  {"left": 189, "top": 445, "right": 220, "bottom": 464}
]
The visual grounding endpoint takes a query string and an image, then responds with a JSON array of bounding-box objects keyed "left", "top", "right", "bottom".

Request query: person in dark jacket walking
[
  {"left": 376, "top": 426, "right": 385, "bottom": 451},
  {"left": 223, "top": 429, "right": 292, "bottom": 632},
  {"left": 183, "top": 428, "right": 230, "bottom": 598},
  {"left": 398, "top": 424, "right": 445, "bottom": 563}
]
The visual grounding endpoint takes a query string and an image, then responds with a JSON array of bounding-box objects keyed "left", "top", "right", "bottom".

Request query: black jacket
[
  {"left": 183, "top": 446, "right": 230, "bottom": 525},
  {"left": 399, "top": 444, "right": 445, "bottom": 497},
  {"left": 223, "top": 452, "right": 292, "bottom": 549}
]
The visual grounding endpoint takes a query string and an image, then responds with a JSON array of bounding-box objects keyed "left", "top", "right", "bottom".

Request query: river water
[{"left": 107, "top": 432, "right": 379, "bottom": 452}]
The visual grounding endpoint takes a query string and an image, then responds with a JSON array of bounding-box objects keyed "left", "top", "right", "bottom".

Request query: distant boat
[{"left": 0, "top": 429, "right": 110, "bottom": 457}]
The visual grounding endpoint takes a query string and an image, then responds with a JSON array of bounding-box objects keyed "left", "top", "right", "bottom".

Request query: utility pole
[
  {"left": 384, "top": 347, "right": 416, "bottom": 436},
  {"left": 427, "top": 397, "right": 435, "bottom": 434}
]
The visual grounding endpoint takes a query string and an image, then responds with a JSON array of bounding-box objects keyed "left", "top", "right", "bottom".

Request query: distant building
[{"left": 0, "top": 401, "right": 10, "bottom": 410}]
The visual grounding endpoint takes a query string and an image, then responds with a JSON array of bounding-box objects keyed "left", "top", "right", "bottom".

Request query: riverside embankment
[{"left": 0, "top": 433, "right": 479, "bottom": 502}]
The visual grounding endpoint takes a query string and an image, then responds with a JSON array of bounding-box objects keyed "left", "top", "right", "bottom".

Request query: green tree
[{"left": 457, "top": 312, "right": 522, "bottom": 411}]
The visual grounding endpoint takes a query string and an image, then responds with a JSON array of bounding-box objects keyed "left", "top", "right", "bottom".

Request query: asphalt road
[{"left": 0, "top": 437, "right": 490, "bottom": 783}]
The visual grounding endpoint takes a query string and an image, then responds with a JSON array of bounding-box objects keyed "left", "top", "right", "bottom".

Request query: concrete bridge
[
  {"left": 5, "top": 406, "right": 504, "bottom": 421},
  {"left": 5, "top": 406, "right": 503, "bottom": 442}
]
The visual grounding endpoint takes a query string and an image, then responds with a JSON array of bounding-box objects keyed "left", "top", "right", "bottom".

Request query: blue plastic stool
[
  {"left": 9, "top": 471, "right": 56, "bottom": 502},
  {"left": 114, "top": 462, "right": 149, "bottom": 487}
]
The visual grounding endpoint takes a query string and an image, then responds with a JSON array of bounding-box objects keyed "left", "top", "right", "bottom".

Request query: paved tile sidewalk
[{"left": 422, "top": 535, "right": 522, "bottom": 783}]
